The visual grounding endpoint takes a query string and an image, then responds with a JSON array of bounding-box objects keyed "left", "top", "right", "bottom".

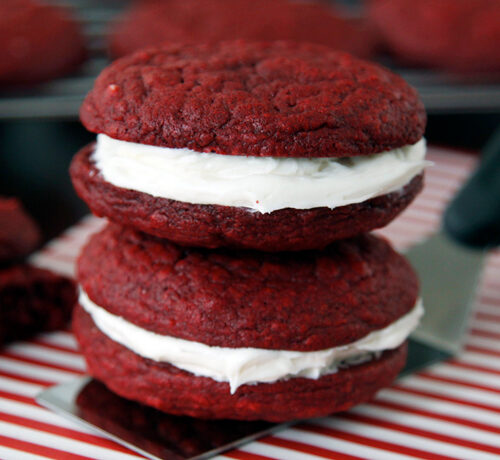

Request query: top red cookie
[
  {"left": 81, "top": 41, "right": 426, "bottom": 158},
  {"left": 109, "top": 0, "right": 377, "bottom": 60}
]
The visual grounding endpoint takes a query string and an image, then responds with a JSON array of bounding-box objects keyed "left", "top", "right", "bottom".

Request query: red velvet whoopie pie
[
  {"left": 71, "top": 41, "right": 427, "bottom": 251},
  {"left": 73, "top": 224, "right": 421, "bottom": 421}
]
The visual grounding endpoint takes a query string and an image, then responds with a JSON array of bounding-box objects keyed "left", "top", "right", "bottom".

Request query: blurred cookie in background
[
  {"left": 0, "top": 0, "right": 86, "bottom": 87},
  {"left": 73, "top": 41, "right": 425, "bottom": 251},
  {"left": 74, "top": 225, "right": 420, "bottom": 421},
  {"left": 0, "top": 196, "right": 40, "bottom": 263},
  {"left": 0, "top": 196, "right": 76, "bottom": 346},
  {"left": 368, "top": 0, "right": 500, "bottom": 73},
  {"left": 109, "top": 0, "right": 377, "bottom": 59}
]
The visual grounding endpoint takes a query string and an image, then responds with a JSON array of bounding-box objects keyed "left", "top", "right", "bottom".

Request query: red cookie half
[{"left": 81, "top": 41, "right": 425, "bottom": 157}]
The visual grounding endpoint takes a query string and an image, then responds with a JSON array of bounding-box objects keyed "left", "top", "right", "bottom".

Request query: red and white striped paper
[{"left": 0, "top": 146, "right": 497, "bottom": 460}]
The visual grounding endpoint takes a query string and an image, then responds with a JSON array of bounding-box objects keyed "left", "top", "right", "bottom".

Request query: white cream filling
[
  {"left": 80, "top": 289, "right": 424, "bottom": 393},
  {"left": 92, "top": 134, "right": 427, "bottom": 214}
]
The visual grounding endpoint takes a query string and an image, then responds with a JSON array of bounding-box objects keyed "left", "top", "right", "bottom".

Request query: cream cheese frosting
[
  {"left": 79, "top": 289, "right": 424, "bottom": 393},
  {"left": 92, "top": 134, "right": 428, "bottom": 214}
]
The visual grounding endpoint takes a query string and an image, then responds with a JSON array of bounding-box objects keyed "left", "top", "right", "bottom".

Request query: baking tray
[{"left": 1, "top": 0, "right": 500, "bottom": 120}]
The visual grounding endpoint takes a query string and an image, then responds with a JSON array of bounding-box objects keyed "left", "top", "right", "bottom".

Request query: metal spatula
[{"left": 408, "top": 127, "right": 500, "bottom": 356}]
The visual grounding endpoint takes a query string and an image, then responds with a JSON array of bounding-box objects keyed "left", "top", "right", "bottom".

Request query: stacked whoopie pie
[{"left": 70, "top": 41, "right": 427, "bottom": 422}]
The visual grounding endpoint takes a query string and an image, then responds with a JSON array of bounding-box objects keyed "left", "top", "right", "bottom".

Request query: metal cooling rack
[{"left": 1, "top": 0, "right": 499, "bottom": 120}]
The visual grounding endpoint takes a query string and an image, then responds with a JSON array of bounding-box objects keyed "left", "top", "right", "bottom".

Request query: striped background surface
[{"left": 0, "top": 146, "right": 497, "bottom": 459}]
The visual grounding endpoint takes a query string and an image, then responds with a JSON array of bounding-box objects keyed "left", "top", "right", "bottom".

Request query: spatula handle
[{"left": 444, "top": 126, "right": 500, "bottom": 249}]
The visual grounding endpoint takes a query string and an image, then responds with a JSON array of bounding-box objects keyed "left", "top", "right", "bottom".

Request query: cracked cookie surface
[
  {"left": 81, "top": 41, "right": 425, "bottom": 157},
  {"left": 369, "top": 0, "right": 500, "bottom": 72}
]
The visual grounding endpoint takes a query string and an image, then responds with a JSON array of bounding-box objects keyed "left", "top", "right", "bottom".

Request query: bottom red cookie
[
  {"left": 74, "top": 305, "right": 408, "bottom": 422},
  {"left": 0, "top": 264, "right": 76, "bottom": 345}
]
